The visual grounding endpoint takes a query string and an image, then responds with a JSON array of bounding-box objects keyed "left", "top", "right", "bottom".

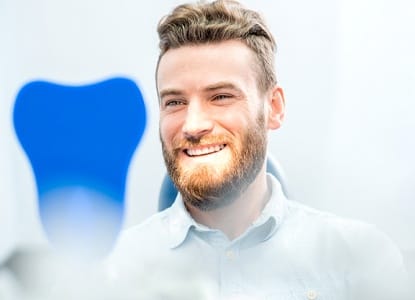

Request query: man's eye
[
  {"left": 213, "top": 94, "right": 232, "bottom": 101},
  {"left": 165, "top": 100, "right": 183, "bottom": 107}
]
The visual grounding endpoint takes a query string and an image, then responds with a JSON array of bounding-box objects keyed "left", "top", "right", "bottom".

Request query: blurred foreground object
[{"left": 13, "top": 77, "right": 146, "bottom": 258}]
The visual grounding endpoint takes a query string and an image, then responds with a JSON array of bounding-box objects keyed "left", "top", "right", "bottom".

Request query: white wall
[
  {"left": 1, "top": 0, "right": 414, "bottom": 262},
  {"left": 265, "top": 0, "right": 415, "bottom": 250}
]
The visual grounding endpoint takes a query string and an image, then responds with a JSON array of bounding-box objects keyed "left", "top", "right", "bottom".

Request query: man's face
[{"left": 157, "top": 40, "right": 271, "bottom": 211}]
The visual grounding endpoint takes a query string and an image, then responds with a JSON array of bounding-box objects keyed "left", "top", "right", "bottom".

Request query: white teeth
[{"left": 186, "top": 144, "right": 225, "bottom": 156}]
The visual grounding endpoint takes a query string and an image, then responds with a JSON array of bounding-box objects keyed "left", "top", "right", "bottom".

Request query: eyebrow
[
  {"left": 159, "top": 82, "right": 243, "bottom": 100},
  {"left": 203, "top": 82, "right": 243, "bottom": 94},
  {"left": 159, "top": 88, "right": 184, "bottom": 100}
]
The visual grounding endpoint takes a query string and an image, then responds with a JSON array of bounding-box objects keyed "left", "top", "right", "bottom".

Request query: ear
[{"left": 266, "top": 85, "right": 285, "bottom": 130}]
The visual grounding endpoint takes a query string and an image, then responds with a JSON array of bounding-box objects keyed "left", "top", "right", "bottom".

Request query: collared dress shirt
[{"left": 105, "top": 174, "right": 409, "bottom": 300}]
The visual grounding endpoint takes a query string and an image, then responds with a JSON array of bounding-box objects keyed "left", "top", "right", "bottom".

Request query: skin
[{"left": 157, "top": 40, "right": 285, "bottom": 239}]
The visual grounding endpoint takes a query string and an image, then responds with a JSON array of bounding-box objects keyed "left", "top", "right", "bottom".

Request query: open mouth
[{"left": 184, "top": 144, "right": 226, "bottom": 157}]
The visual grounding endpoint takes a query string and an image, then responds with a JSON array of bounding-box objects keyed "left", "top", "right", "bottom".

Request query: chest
[{"left": 170, "top": 237, "right": 350, "bottom": 300}]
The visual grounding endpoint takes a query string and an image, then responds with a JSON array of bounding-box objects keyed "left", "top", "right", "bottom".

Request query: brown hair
[{"left": 156, "top": 0, "right": 277, "bottom": 94}]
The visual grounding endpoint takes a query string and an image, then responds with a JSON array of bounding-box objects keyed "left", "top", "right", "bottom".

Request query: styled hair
[{"left": 156, "top": 0, "right": 277, "bottom": 93}]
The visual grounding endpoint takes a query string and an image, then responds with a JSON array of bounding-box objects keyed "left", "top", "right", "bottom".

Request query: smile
[{"left": 185, "top": 144, "right": 226, "bottom": 157}]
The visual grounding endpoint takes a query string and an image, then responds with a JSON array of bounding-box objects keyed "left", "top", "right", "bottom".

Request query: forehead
[{"left": 157, "top": 40, "right": 258, "bottom": 93}]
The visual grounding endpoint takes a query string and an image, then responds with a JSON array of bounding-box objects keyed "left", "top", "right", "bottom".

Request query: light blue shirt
[{"left": 106, "top": 174, "right": 409, "bottom": 299}]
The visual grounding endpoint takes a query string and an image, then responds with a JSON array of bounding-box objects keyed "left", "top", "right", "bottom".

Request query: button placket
[
  {"left": 225, "top": 249, "right": 235, "bottom": 260},
  {"left": 306, "top": 289, "right": 318, "bottom": 300},
  {"left": 220, "top": 246, "right": 242, "bottom": 297}
]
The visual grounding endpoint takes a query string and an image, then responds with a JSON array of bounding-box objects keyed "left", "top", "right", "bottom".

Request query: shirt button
[
  {"left": 170, "top": 219, "right": 180, "bottom": 231},
  {"left": 306, "top": 289, "right": 318, "bottom": 300},
  {"left": 225, "top": 250, "right": 235, "bottom": 260}
]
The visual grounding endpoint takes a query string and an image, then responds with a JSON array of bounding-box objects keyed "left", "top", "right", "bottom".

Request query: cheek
[
  {"left": 160, "top": 116, "right": 181, "bottom": 145},
  {"left": 218, "top": 110, "right": 253, "bottom": 135}
]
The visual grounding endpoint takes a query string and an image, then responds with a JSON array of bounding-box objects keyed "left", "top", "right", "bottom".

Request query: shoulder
[
  {"left": 104, "top": 209, "right": 171, "bottom": 266},
  {"left": 102, "top": 209, "right": 175, "bottom": 283},
  {"left": 113, "top": 209, "right": 170, "bottom": 253},
  {"left": 285, "top": 199, "right": 387, "bottom": 239},
  {"left": 283, "top": 199, "right": 404, "bottom": 263},
  {"left": 283, "top": 199, "right": 408, "bottom": 296}
]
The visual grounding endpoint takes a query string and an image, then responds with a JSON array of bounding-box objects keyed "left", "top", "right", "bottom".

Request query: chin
[{"left": 178, "top": 164, "right": 249, "bottom": 211}]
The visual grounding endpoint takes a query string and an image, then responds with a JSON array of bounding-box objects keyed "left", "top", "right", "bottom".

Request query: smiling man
[
  {"left": 157, "top": 39, "right": 283, "bottom": 239},
  {"left": 105, "top": 1, "right": 409, "bottom": 299}
]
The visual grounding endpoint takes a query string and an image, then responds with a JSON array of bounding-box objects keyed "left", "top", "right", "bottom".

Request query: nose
[{"left": 182, "top": 100, "right": 214, "bottom": 140}]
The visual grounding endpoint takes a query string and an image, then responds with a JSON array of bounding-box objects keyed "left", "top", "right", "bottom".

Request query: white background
[{"left": 1, "top": 0, "right": 414, "bottom": 263}]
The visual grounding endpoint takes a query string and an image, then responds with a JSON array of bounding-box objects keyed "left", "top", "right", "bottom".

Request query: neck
[{"left": 186, "top": 165, "right": 270, "bottom": 240}]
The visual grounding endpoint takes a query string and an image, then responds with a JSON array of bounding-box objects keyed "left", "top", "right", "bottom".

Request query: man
[{"left": 106, "top": 1, "right": 410, "bottom": 299}]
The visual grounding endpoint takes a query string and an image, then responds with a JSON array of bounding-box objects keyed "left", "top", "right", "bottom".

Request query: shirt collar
[
  {"left": 165, "top": 193, "right": 196, "bottom": 248},
  {"left": 238, "top": 174, "right": 285, "bottom": 247},
  {"left": 165, "top": 173, "right": 286, "bottom": 249}
]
